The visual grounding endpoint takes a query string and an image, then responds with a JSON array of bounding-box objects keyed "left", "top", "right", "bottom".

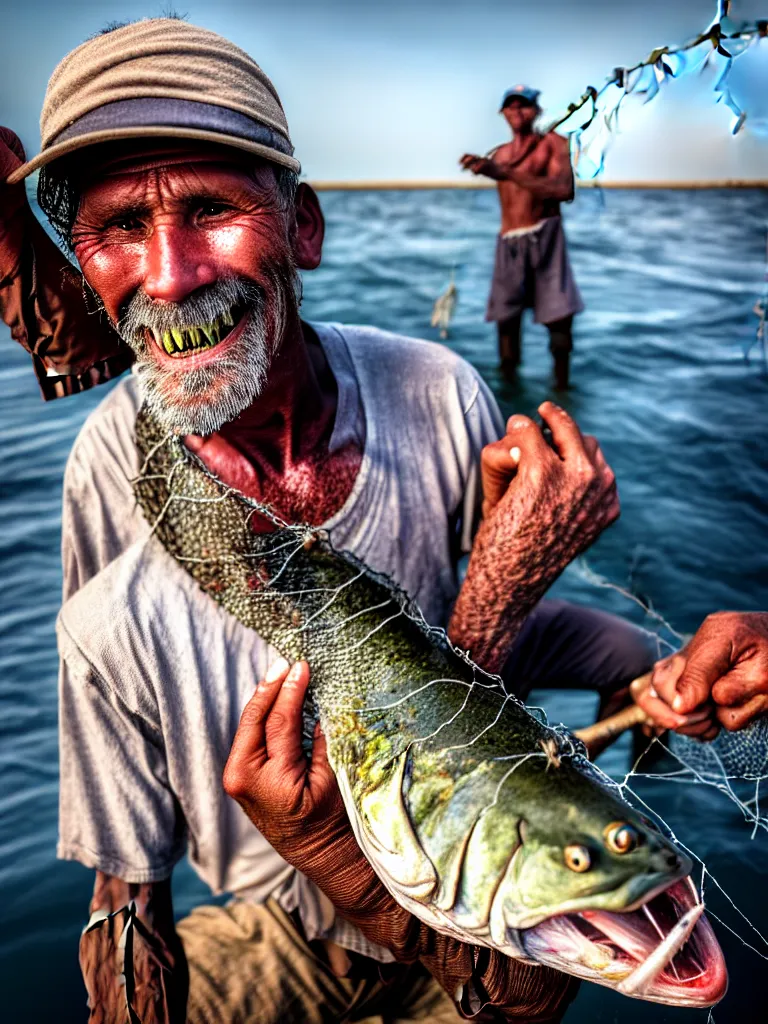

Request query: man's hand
[
  {"left": 449, "top": 402, "right": 619, "bottom": 672},
  {"left": 630, "top": 668, "right": 719, "bottom": 741},
  {"left": 480, "top": 400, "right": 619, "bottom": 530},
  {"left": 80, "top": 874, "right": 186, "bottom": 1024},
  {"left": 224, "top": 660, "right": 578, "bottom": 1022},
  {"left": 0, "top": 128, "right": 30, "bottom": 254},
  {"left": 223, "top": 659, "right": 351, "bottom": 877},
  {"left": 460, "top": 154, "right": 501, "bottom": 179},
  {"left": 0, "top": 128, "right": 26, "bottom": 185},
  {"left": 223, "top": 659, "right": 400, "bottom": 949},
  {"left": 0, "top": 123, "right": 132, "bottom": 396},
  {"left": 633, "top": 612, "right": 768, "bottom": 737}
]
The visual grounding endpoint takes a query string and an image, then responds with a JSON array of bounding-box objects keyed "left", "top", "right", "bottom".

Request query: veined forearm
[
  {"left": 450, "top": 405, "right": 621, "bottom": 674},
  {"left": 80, "top": 874, "right": 187, "bottom": 1024},
  {"left": 448, "top": 509, "right": 565, "bottom": 674}
]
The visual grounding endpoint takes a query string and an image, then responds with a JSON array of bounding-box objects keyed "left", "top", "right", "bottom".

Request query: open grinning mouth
[
  {"left": 146, "top": 305, "right": 245, "bottom": 357},
  {"left": 522, "top": 878, "right": 728, "bottom": 1007}
]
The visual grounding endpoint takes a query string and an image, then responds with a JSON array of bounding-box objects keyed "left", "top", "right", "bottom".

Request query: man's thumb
[{"left": 480, "top": 439, "right": 521, "bottom": 514}]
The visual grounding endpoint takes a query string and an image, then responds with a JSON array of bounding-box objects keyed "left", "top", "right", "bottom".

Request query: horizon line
[{"left": 309, "top": 179, "right": 768, "bottom": 191}]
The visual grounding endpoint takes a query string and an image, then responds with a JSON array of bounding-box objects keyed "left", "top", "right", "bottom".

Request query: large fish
[{"left": 134, "top": 408, "right": 727, "bottom": 1008}]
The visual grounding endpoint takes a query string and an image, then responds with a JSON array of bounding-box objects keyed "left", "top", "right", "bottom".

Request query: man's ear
[{"left": 293, "top": 183, "right": 324, "bottom": 270}]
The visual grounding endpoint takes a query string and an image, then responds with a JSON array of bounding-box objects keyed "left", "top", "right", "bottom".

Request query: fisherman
[
  {"left": 460, "top": 86, "right": 583, "bottom": 389},
  {"left": 1, "top": 20, "right": 668, "bottom": 1024}
]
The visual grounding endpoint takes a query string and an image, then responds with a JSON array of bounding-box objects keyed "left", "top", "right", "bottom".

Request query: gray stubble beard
[{"left": 117, "top": 266, "right": 301, "bottom": 437}]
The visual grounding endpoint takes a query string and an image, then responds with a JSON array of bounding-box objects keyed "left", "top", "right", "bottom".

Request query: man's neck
[
  {"left": 184, "top": 317, "right": 361, "bottom": 527},
  {"left": 217, "top": 318, "right": 334, "bottom": 466},
  {"left": 511, "top": 125, "right": 538, "bottom": 143}
]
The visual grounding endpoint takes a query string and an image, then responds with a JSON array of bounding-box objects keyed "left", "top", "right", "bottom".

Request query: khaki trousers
[{"left": 177, "top": 899, "right": 462, "bottom": 1024}]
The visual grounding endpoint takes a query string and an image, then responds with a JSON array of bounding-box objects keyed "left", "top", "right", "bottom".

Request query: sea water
[{"left": 1, "top": 188, "right": 767, "bottom": 1021}]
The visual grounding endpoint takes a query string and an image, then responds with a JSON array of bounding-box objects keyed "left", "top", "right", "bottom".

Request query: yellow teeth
[{"left": 150, "top": 310, "right": 239, "bottom": 356}]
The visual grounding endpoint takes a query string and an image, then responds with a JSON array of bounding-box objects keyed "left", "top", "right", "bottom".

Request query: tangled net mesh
[
  {"left": 570, "top": 561, "right": 768, "bottom": 1019},
  {"left": 131, "top": 410, "right": 768, "bottom": 1018},
  {"left": 549, "top": 0, "right": 767, "bottom": 180}
]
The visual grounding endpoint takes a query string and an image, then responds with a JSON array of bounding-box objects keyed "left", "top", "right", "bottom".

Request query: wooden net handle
[{"left": 573, "top": 673, "right": 652, "bottom": 754}]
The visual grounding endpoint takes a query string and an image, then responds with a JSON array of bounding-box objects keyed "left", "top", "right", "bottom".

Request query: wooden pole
[
  {"left": 571, "top": 673, "right": 653, "bottom": 759},
  {"left": 574, "top": 702, "right": 649, "bottom": 749}
]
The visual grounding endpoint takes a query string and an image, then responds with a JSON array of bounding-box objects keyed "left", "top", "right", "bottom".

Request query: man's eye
[
  {"left": 198, "top": 202, "right": 230, "bottom": 218},
  {"left": 111, "top": 216, "right": 143, "bottom": 232}
]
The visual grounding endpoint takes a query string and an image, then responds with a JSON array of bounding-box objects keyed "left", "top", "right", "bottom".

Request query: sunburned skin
[
  {"left": 72, "top": 146, "right": 363, "bottom": 528},
  {"left": 69, "top": 143, "right": 365, "bottom": 1023},
  {"left": 449, "top": 404, "right": 621, "bottom": 672},
  {"left": 492, "top": 131, "right": 572, "bottom": 233},
  {"left": 182, "top": 329, "right": 363, "bottom": 530},
  {"left": 460, "top": 99, "right": 575, "bottom": 234},
  {"left": 80, "top": 874, "right": 185, "bottom": 1024}
]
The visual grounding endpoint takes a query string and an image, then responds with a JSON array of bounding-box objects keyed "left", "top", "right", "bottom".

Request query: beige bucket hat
[{"left": 7, "top": 18, "right": 300, "bottom": 184}]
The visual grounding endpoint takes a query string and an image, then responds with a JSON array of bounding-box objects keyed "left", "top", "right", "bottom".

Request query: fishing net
[
  {"left": 131, "top": 404, "right": 768, "bottom": 1013},
  {"left": 433, "top": 1, "right": 767, "bottom": 342},
  {"left": 574, "top": 560, "right": 768, "bottom": 823},
  {"left": 548, "top": 0, "right": 768, "bottom": 362},
  {"left": 562, "top": 563, "right": 768, "bottom": 1018},
  {"left": 672, "top": 719, "right": 768, "bottom": 781},
  {"left": 132, "top": 405, "right": 580, "bottom": 768},
  {"left": 549, "top": 0, "right": 768, "bottom": 180}
]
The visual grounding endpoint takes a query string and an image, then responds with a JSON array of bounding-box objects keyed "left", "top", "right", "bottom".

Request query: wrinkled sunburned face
[
  {"left": 501, "top": 98, "right": 539, "bottom": 134},
  {"left": 71, "top": 142, "right": 309, "bottom": 436}
]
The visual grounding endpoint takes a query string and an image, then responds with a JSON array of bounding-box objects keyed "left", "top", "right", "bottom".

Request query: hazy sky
[{"left": 1, "top": 0, "right": 766, "bottom": 181}]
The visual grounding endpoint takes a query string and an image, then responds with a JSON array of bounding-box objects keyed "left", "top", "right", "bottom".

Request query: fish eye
[
  {"left": 564, "top": 844, "right": 591, "bottom": 872},
  {"left": 605, "top": 822, "right": 640, "bottom": 855}
]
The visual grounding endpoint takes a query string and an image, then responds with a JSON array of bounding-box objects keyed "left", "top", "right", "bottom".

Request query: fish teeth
[
  {"left": 222, "top": 308, "right": 234, "bottom": 327},
  {"left": 162, "top": 331, "right": 175, "bottom": 355},
  {"left": 617, "top": 903, "right": 704, "bottom": 997},
  {"left": 171, "top": 327, "right": 185, "bottom": 352},
  {"left": 201, "top": 325, "right": 215, "bottom": 345}
]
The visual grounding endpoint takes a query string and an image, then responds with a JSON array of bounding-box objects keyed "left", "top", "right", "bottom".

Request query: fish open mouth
[
  {"left": 521, "top": 878, "right": 727, "bottom": 1007},
  {"left": 146, "top": 304, "right": 246, "bottom": 358}
]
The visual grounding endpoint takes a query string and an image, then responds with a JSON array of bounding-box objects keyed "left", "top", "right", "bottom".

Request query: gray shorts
[{"left": 485, "top": 216, "right": 584, "bottom": 325}]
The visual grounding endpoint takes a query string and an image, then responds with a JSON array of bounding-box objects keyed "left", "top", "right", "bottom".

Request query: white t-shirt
[{"left": 56, "top": 322, "right": 504, "bottom": 958}]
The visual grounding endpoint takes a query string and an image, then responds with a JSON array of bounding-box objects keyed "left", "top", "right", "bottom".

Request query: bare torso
[{"left": 492, "top": 132, "right": 567, "bottom": 233}]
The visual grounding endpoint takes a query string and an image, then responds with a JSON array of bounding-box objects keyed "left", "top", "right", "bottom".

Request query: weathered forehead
[{"left": 75, "top": 145, "right": 278, "bottom": 208}]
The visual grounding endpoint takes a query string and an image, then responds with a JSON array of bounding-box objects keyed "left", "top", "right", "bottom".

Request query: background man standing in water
[{"left": 461, "top": 86, "right": 583, "bottom": 389}]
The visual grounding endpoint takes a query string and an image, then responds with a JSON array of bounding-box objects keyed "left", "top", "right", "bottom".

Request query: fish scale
[{"left": 133, "top": 405, "right": 710, "bottom": 990}]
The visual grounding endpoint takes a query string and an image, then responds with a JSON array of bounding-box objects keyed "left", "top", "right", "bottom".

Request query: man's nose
[{"left": 142, "top": 223, "right": 218, "bottom": 303}]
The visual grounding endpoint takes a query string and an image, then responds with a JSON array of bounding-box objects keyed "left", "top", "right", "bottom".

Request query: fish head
[
  {"left": 493, "top": 761, "right": 727, "bottom": 1007},
  {"left": 502, "top": 782, "right": 688, "bottom": 925}
]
